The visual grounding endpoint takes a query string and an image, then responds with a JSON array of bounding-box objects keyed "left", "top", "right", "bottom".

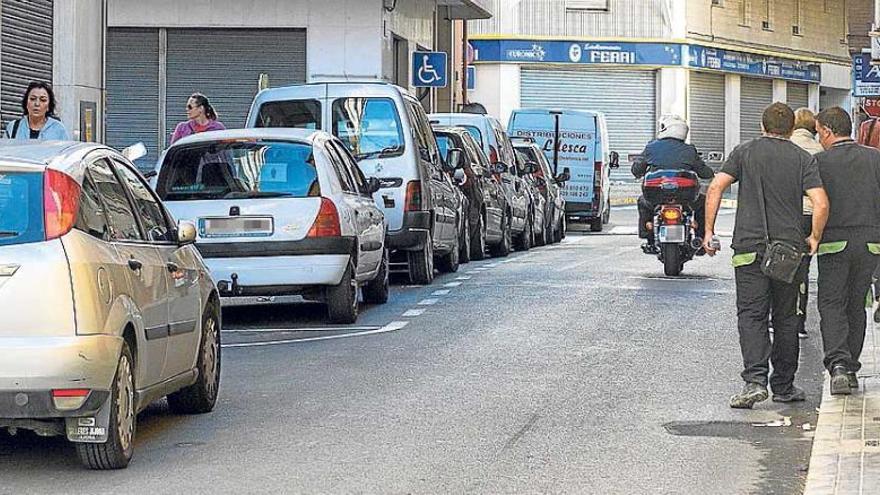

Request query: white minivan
[
  {"left": 246, "top": 82, "right": 464, "bottom": 285},
  {"left": 153, "top": 128, "right": 388, "bottom": 323}
]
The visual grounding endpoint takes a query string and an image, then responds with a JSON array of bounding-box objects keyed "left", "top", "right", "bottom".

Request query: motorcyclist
[{"left": 632, "top": 115, "right": 715, "bottom": 253}]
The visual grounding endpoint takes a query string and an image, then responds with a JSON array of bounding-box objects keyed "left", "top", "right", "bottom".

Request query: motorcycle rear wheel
[{"left": 662, "top": 244, "right": 682, "bottom": 277}]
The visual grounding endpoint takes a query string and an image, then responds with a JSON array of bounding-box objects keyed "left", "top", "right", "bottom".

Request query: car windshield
[
  {"left": 254, "top": 99, "right": 321, "bottom": 130},
  {"left": 156, "top": 141, "right": 320, "bottom": 201},
  {"left": 0, "top": 171, "right": 44, "bottom": 246},
  {"left": 332, "top": 97, "right": 405, "bottom": 160}
]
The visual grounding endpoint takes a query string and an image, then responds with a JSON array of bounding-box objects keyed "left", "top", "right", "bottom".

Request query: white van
[
  {"left": 507, "top": 109, "right": 619, "bottom": 232},
  {"left": 246, "top": 82, "right": 464, "bottom": 285}
]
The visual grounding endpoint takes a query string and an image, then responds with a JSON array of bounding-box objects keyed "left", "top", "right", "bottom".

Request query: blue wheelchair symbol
[{"left": 412, "top": 51, "right": 448, "bottom": 88}]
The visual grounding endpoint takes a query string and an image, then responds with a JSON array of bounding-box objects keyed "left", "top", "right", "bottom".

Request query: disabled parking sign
[{"left": 412, "top": 51, "right": 448, "bottom": 88}]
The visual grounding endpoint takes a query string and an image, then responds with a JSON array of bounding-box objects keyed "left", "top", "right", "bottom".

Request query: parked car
[
  {"left": 508, "top": 108, "right": 619, "bottom": 232},
  {"left": 247, "top": 82, "right": 463, "bottom": 284},
  {"left": 428, "top": 113, "right": 529, "bottom": 251},
  {"left": 153, "top": 128, "right": 389, "bottom": 323},
  {"left": 512, "top": 138, "right": 569, "bottom": 244},
  {"left": 433, "top": 126, "right": 511, "bottom": 258},
  {"left": 0, "top": 141, "right": 221, "bottom": 470},
  {"left": 514, "top": 149, "right": 548, "bottom": 247}
]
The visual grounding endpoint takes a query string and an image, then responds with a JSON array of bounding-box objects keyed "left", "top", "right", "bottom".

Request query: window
[
  {"left": 157, "top": 141, "right": 320, "bottom": 201},
  {"left": 88, "top": 158, "right": 142, "bottom": 242},
  {"left": 792, "top": 0, "right": 803, "bottom": 35},
  {"left": 255, "top": 100, "right": 321, "bottom": 130},
  {"left": 331, "top": 141, "right": 369, "bottom": 194},
  {"left": 324, "top": 143, "right": 357, "bottom": 193},
  {"left": 739, "top": 0, "right": 751, "bottom": 26},
  {"left": 331, "top": 98, "right": 405, "bottom": 160},
  {"left": 0, "top": 171, "right": 44, "bottom": 246},
  {"left": 113, "top": 160, "right": 172, "bottom": 242},
  {"left": 406, "top": 102, "right": 444, "bottom": 177},
  {"left": 74, "top": 171, "right": 110, "bottom": 241},
  {"left": 565, "top": 0, "right": 608, "bottom": 11}
]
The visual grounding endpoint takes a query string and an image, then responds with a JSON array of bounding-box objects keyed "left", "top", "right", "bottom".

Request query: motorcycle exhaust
[{"left": 690, "top": 237, "right": 703, "bottom": 250}]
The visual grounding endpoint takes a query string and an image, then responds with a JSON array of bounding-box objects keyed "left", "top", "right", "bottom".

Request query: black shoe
[
  {"left": 773, "top": 386, "right": 806, "bottom": 403},
  {"left": 830, "top": 366, "right": 852, "bottom": 395},
  {"left": 641, "top": 243, "right": 658, "bottom": 255},
  {"left": 730, "top": 382, "right": 769, "bottom": 409},
  {"left": 847, "top": 372, "right": 859, "bottom": 390}
]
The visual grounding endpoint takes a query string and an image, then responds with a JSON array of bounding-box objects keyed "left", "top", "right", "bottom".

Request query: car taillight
[
  {"left": 44, "top": 169, "right": 81, "bottom": 240},
  {"left": 52, "top": 388, "right": 90, "bottom": 411},
  {"left": 489, "top": 145, "right": 499, "bottom": 164},
  {"left": 405, "top": 180, "right": 422, "bottom": 212},
  {"left": 307, "top": 198, "right": 341, "bottom": 237},
  {"left": 661, "top": 207, "right": 682, "bottom": 223},
  {"left": 594, "top": 161, "right": 603, "bottom": 187}
]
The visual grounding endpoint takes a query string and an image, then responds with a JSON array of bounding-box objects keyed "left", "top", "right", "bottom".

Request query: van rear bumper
[
  {"left": 386, "top": 211, "right": 431, "bottom": 251},
  {"left": 565, "top": 202, "right": 599, "bottom": 219}
]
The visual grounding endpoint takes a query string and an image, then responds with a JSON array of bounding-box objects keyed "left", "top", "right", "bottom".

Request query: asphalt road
[{"left": 0, "top": 207, "right": 825, "bottom": 495}]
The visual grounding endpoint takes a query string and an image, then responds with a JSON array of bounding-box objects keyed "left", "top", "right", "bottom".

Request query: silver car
[{"left": 0, "top": 141, "right": 221, "bottom": 470}]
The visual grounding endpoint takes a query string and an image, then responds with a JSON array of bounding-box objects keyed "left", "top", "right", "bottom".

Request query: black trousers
[
  {"left": 637, "top": 194, "right": 707, "bottom": 242},
  {"left": 797, "top": 215, "right": 812, "bottom": 334},
  {"left": 735, "top": 257, "right": 806, "bottom": 394},
  {"left": 817, "top": 236, "right": 876, "bottom": 373}
]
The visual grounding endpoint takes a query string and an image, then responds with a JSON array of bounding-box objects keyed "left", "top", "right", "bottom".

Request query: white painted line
[
  {"left": 432, "top": 289, "right": 451, "bottom": 296},
  {"left": 402, "top": 308, "right": 425, "bottom": 317},
  {"left": 456, "top": 276, "right": 472, "bottom": 280},
  {"left": 483, "top": 263, "right": 499, "bottom": 268},
  {"left": 223, "top": 326, "right": 379, "bottom": 334},
  {"left": 466, "top": 271, "right": 482, "bottom": 274},
  {"left": 222, "top": 321, "right": 409, "bottom": 348},
  {"left": 444, "top": 281, "right": 463, "bottom": 287},
  {"left": 609, "top": 226, "right": 638, "bottom": 235},
  {"left": 418, "top": 298, "right": 439, "bottom": 306}
]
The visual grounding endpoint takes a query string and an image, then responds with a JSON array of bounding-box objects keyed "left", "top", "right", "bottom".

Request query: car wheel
[
  {"left": 490, "top": 215, "right": 511, "bottom": 258},
  {"left": 516, "top": 213, "right": 532, "bottom": 251},
  {"left": 408, "top": 236, "right": 434, "bottom": 285},
  {"left": 167, "top": 302, "right": 221, "bottom": 414},
  {"left": 470, "top": 213, "right": 487, "bottom": 261},
  {"left": 76, "top": 341, "right": 135, "bottom": 470},
  {"left": 459, "top": 216, "right": 471, "bottom": 264},
  {"left": 363, "top": 248, "right": 390, "bottom": 304},
  {"left": 590, "top": 216, "right": 604, "bottom": 232},
  {"left": 327, "top": 260, "right": 359, "bottom": 323},
  {"left": 437, "top": 227, "right": 460, "bottom": 273}
]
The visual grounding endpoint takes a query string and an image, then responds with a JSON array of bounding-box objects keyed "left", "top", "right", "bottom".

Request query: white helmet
[{"left": 657, "top": 114, "right": 689, "bottom": 141}]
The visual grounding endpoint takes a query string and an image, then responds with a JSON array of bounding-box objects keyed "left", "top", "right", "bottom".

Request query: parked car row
[{"left": 0, "top": 82, "right": 578, "bottom": 469}]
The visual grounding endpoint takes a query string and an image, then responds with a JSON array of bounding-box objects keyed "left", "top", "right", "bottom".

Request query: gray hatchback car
[{"left": 0, "top": 141, "right": 221, "bottom": 469}]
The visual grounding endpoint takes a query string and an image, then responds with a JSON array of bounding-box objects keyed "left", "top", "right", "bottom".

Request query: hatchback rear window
[
  {"left": 332, "top": 98, "right": 405, "bottom": 160},
  {"left": 254, "top": 100, "right": 321, "bottom": 130},
  {"left": 0, "top": 171, "right": 44, "bottom": 246},
  {"left": 156, "top": 141, "right": 320, "bottom": 201}
]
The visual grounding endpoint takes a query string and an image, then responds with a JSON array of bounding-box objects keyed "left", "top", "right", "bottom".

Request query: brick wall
[{"left": 848, "top": 0, "right": 872, "bottom": 52}]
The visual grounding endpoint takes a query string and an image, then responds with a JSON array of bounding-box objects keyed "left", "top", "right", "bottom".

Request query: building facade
[
  {"left": 467, "top": 0, "right": 852, "bottom": 170},
  {"left": 0, "top": 0, "right": 490, "bottom": 168}
]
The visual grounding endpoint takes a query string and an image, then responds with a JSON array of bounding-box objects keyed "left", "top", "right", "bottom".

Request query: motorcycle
[{"left": 641, "top": 169, "right": 703, "bottom": 276}]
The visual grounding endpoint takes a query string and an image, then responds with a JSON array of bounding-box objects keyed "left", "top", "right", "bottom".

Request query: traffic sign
[
  {"left": 854, "top": 53, "right": 880, "bottom": 97},
  {"left": 865, "top": 98, "right": 880, "bottom": 118},
  {"left": 412, "top": 51, "right": 448, "bottom": 88},
  {"left": 466, "top": 66, "right": 476, "bottom": 91}
]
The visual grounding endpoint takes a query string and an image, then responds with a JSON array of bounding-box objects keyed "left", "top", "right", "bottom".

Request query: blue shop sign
[
  {"left": 853, "top": 53, "right": 880, "bottom": 97},
  {"left": 470, "top": 39, "right": 682, "bottom": 67},
  {"left": 687, "top": 45, "right": 820, "bottom": 83}
]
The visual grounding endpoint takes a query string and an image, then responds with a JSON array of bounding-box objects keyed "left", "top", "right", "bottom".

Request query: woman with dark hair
[
  {"left": 4, "top": 81, "right": 70, "bottom": 140},
  {"left": 169, "top": 92, "right": 226, "bottom": 144}
]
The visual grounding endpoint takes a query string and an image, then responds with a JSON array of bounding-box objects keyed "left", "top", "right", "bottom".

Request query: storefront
[{"left": 0, "top": 0, "right": 54, "bottom": 126}]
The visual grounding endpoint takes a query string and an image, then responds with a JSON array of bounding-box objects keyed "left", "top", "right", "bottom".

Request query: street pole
[{"left": 551, "top": 110, "right": 561, "bottom": 175}]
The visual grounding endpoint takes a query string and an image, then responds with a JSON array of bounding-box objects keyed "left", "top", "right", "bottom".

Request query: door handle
[
  {"left": 166, "top": 262, "right": 180, "bottom": 273},
  {"left": 128, "top": 259, "right": 143, "bottom": 271}
]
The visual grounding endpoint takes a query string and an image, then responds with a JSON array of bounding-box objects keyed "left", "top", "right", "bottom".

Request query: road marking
[
  {"left": 483, "top": 263, "right": 500, "bottom": 268},
  {"left": 466, "top": 270, "right": 482, "bottom": 274},
  {"left": 419, "top": 298, "right": 439, "bottom": 305},
  {"left": 402, "top": 309, "right": 425, "bottom": 317},
  {"left": 222, "top": 321, "right": 409, "bottom": 348},
  {"left": 222, "top": 326, "right": 379, "bottom": 333},
  {"left": 444, "top": 281, "right": 463, "bottom": 287},
  {"left": 432, "top": 289, "right": 451, "bottom": 296},
  {"left": 456, "top": 276, "right": 473, "bottom": 280}
]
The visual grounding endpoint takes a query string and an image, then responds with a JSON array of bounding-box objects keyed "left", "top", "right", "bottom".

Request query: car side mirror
[
  {"left": 445, "top": 148, "right": 463, "bottom": 172},
  {"left": 122, "top": 142, "right": 147, "bottom": 162},
  {"left": 365, "top": 177, "right": 382, "bottom": 195},
  {"left": 177, "top": 220, "right": 197, "bottom": 245},
  {"left": 453, "top": 168, "right": 466, "bottom": 185},
  {"left": 609, "top": 151, "right": 620, "bottom": 169}
]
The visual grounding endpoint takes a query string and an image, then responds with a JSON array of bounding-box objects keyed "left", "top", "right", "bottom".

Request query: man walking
[
  {"left": 790, "top": 108, "right": 824, "bottom": 339},
  {"left": 814, "top": 107, "right": 880, "bottom": 395},
  {"left": 703, "top": 103, "right": 829, "bottom": 409}
]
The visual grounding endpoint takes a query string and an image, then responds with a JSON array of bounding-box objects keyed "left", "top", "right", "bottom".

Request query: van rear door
[{"left": 508, "top": 110, "right": 597, "bottom": 213}]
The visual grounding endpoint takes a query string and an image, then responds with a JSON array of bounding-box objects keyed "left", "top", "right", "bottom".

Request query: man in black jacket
[
  {"left": 814, "top": 107, "right": 880, "bottom": 395},
  {"left": 633, "top": 115, "right": 715, "bottom": 253}
]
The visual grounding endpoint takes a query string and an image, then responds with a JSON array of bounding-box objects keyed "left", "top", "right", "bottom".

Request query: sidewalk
[{"left": 804, "top": 308, "right": 880, "bottom": 494}]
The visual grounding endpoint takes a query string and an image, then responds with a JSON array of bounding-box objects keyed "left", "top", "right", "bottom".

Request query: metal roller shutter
[
  {"left": 520, "top": 68, "right": 656, "bottom": 180},
  {"left": 688, "top": 71, "right": 726, "bottom": 166},
  {"left": 165, "top": 29, "right": 307, "bottom": 141},
  {"left": 1, "top": 0, "right": 53, "bottom": 127},
  {"left": 740, "top": 78, "right": 773, "bottom": 145},
  {"left": 788, "top": 83, "right": 809, "bottom": 111},
  {"left": 106, "top": 28, "right": 160, "bottom": 170}
]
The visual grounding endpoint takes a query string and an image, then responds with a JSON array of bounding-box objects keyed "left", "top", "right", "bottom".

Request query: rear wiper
[
  {"left": 221, "top": 191, "right": 294, "bottom": 199},
  {"left": 0, "top": 231, "right": 19, "bottom": 238},
  {"left": 355, "top": 146, "right": 401, "bottom": 161}
]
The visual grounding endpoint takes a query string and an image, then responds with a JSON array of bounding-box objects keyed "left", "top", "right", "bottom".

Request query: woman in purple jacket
[{"left": 169, "top": 93, "right": 226, "bottom": 144}]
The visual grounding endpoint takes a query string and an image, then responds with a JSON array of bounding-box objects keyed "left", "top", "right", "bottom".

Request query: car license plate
[
  {"left": 658, "top": 225, "right": 685, "bottom": 243},
  {"left": 200, "top": 217, "right": 273, "bottom": 238}
]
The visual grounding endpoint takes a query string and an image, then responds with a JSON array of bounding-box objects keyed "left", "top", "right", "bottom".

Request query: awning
[{"left": 438, "top": 0, "right": 492, "bottom": 20}]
